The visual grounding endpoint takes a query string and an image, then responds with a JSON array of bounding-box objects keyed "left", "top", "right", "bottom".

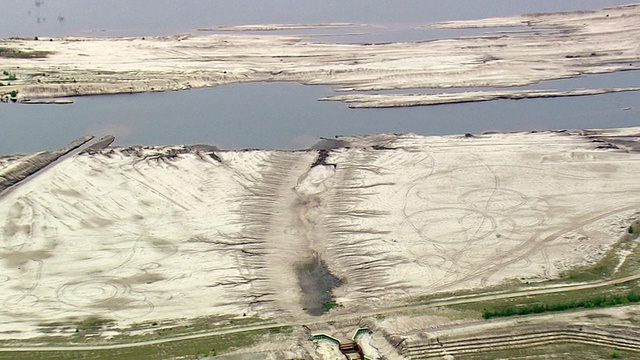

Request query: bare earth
[
  {"left": 0, "top": 128, "right": 639, "bottom": 344},
  {"left": 1, "top": 4, "right": 640, "bottom": 107},
  {"left": 2, "top": 4, "right": 640, "bottom": 359}
]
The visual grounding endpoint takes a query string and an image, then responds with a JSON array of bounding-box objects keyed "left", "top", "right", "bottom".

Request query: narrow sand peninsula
[
  {"left": 0, "top": 4, "right": 639, "bottom": 107},
  {"left": 320, "top": 87, "right": 640, "bottom": 108},
  {"left": 0, "top": 127, "right": 639, "bottom": 339}
]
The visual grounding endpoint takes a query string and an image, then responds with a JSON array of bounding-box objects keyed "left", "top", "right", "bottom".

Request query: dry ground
[
  {"left": 0, "top": 128, "right": 639, "bottom": 347},
  {"left": 1, "top": 4, "right": 639, "bottom": 107}
]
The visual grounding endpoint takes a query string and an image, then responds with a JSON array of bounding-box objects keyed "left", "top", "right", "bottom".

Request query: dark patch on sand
[{"left": 296, "top": 253, "right": 342, "bottom": 316}]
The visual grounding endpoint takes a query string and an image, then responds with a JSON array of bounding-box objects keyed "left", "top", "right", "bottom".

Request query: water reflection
[
  {"left": 2, "top": 0, "right": 639, "bottom": 154},
  {"left": 1, "top": 0, "right": 636, "bottom": 38}
]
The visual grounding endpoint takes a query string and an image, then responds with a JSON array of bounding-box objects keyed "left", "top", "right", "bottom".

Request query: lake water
[
  {"left": 1, "top": 0, "right": 639, "bottom": 154},
  {"left": 2, "top": 0, "right": 636, "bottom": 38},
  {"left": 2, "top": 72, "right": 639, "bottom": 154}
]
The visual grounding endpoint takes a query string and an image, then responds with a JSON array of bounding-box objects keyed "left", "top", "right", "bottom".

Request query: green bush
[
  {"left": 482, "top": 290, "right": 640, "bottom": 319},
  {"left": 611, "top": 348, "right": 619, "bottom": 358},
  {"left": 0, "top": 46, "right": 51, "bottom": 58},
  {"left": 322, "top": 300, "right": 343, "bottom": 312}
]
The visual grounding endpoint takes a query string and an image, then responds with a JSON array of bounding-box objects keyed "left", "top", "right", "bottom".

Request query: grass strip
[
  {"left": 0, "top": 47, "right": 51, "bottom": 59},
  {"left": 0, "top": 326, "right": 290, "bottom": 360},
  {"left": 482, "top": 290, "right": 640, "bottom": 319}
]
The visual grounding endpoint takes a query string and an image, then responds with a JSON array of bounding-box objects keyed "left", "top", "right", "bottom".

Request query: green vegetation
[
  {"left": 482, "top": 290, "right": 640, "bottom": 319},
  {"left": 75, "top": 317, "right": 114, "bottom": 333},
  {"left": 15, "top": 314, "right": 268, "bottom": 348},
  {"left": 410, "top": 216, "right": 640, "bottom": 309},
  {"left": 1, "top": 215, "right": 637, "bottom": 359},
  {"left": 1, "top": 70, "right": 16, "bottom": 81},
  {"left": 450, "top": 280, "right": 640, "bottom": 319},
  {"left": 322, "top": 300, "right": 343, "bottom": 312},
  {"left": 0, "top": 326, "right": 290, "bottom": 360},
  {"left": 0, "top": 46, "right": 51, "bottom": 58},
  {"left": 559, "top": 217, "right": 640, "bottom": 282},
  {"left": 612, "top": 348, "right": 620, "bottom": 358}
]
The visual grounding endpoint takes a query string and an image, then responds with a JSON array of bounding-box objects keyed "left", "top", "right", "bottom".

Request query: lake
[
  {"left": 2, "top": 72, "right": 639, "bottom": 154},
  {"left": 1, "top": 0, "right": 639, "bottom": 153},
  {"left": 2, "top": 0, "right": 636, "bottom": 38}
]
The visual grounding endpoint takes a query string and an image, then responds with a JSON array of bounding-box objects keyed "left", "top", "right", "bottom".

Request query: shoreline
[{"left": 0, "top": 4, "right": 638, "bottom": 108}]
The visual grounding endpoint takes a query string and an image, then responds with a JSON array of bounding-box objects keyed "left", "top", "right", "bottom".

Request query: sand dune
[{"left": 0, "top": 128, "right": 639, "bottom": 339}]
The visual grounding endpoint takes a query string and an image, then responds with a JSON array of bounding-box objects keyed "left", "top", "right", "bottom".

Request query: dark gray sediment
[
  {"left": 296, "top": 253, "right": 342, "bottom": 316},
  {"left": 80, "top": 135, "right": 115, "bottom": 154},
  {"left": 0, "top": 135, "right": 94, "bottom": 193}
]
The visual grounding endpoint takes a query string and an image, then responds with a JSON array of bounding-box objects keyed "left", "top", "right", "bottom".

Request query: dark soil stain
[{"left": 296, "top": 253, "right": 342, "bottom": 316}]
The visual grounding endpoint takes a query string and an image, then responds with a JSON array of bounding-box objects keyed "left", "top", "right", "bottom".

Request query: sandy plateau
[
  {"left": 1, "top": 4, "right": 640, "bottom": 107},
  {"left": 0, "top": 127, "right": 639, "bottom": 346}
]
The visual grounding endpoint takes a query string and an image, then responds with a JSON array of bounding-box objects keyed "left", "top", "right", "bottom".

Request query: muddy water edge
[{"left": 296, "top": 252, "right": 342, "bottom": 316}]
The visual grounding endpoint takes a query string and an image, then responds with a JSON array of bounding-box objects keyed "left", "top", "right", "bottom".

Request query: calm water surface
[
  {"left": 2, "top": 76, "right": 639, "bottom": 154},
  {"left": 1, "top": 0, "right": 639, "bottom": 153},
  {"left": 1, "top": 0, "right": 636, "bottom": 38}
]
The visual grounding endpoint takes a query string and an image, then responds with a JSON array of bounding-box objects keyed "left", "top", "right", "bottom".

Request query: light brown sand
[{"left": 1, "top": 4, "right": 639, "bottom": 107}]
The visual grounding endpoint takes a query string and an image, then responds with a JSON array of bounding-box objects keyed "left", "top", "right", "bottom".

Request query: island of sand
[{"left": 1, "top": 4, "right": 639, "bottom": 108}]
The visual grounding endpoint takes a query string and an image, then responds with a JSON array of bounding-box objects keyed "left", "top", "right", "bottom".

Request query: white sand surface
[
  {"left": 320, "top": 87, "right": 640, "bottom": 108},
  {"left": 0, "top": 128, "right": 639, "bottom": 339},
  {"left": 1, "top": 4, "right": 639, "bottom": 107}
]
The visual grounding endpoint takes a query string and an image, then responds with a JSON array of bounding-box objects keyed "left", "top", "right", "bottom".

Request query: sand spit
[
  {"left": 0, "top": 4, "right": 639, "bottom": 107},
  {"left": 19, "top": 99, "right": 74, "bottom": 105},
  {"left": 198, "top": 23, "right": 367, "bottom": 32},
  {"left": 0, "top": 135, "right": 93, "bottom": 193},
  {"left": 427, "top": 4, "right": 640, "bottom": 29},
  {"left": 320, "top": 87, "right": 640, "bottom": 108},
  {"left": 0, "top": 128, "right": 639, "bottom": 339}
]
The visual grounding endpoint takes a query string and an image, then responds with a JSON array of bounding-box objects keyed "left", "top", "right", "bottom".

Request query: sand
[
  {"left": 0, "top": 128, "right": 639, "bottom": 340},
  {"left": 320, "top": 87, "right": 640, "bottom": 108},
  {"left": 0, "top": 4, "right": 639, "bottom": 107}
]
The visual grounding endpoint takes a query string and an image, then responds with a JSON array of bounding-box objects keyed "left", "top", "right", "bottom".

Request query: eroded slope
[{"left": 0, "top": 128, "right": 639, "bottom": 339}]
